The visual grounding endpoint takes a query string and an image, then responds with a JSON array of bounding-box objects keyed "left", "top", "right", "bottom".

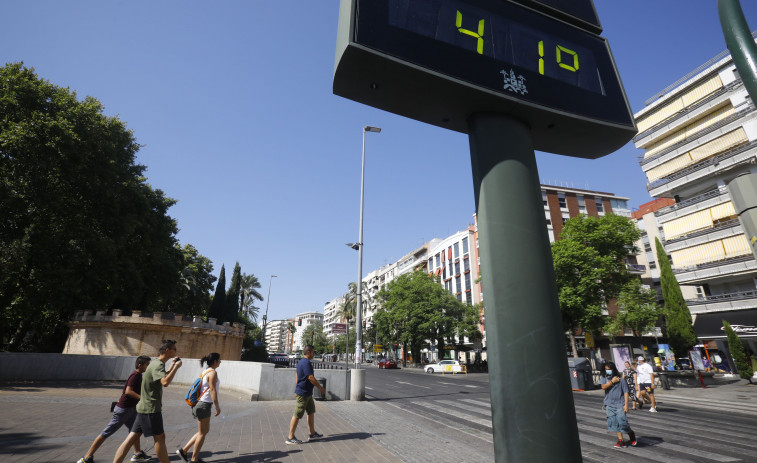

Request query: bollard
[{"left": 350, "top": 368, "right": 365, "bottom": 401}]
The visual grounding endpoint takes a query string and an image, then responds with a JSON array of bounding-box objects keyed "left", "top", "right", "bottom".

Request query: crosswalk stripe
[
  {"left": 395, "top": 381, "right": 430, "bottom": 389},
  {"left": 437, "top": 399, "right": 491, "bottom": 417},
  {"left": 577, "top": 423, "right": 741, "bottom": 462},
  {"left": 576, "top": 431, "right": 702, "bottom": 463},
  {"left": 409, "top": 400, "right": 493, "bottom": 428}
]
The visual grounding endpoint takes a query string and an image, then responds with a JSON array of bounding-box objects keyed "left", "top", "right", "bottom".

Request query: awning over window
[{"left": 693, "top": 309, "right": 757, "bottom": 339}]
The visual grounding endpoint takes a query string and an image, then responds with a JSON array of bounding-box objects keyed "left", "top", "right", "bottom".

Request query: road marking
[
  {"left": 396, "top": 381, "right": 430, "bottom": 389},
  {"left": 364, "top": 386, "right": 373, "bottom": 390},
  {"left": 463, "top": 384, "right": 479, "bottom": 388},
  {"left": 439, "top": 382, "right": 455, "bottom": 385},
  {"left": 410, "top": 400, "right": 493, "bottom": 428}
]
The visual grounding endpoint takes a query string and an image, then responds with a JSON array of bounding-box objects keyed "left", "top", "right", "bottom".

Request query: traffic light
[
  {"left": 362, "top": 320, "right": 366, "bottom": 328},
  {"left": 298, "top": 319, "right": 302, "bottom": 326}
]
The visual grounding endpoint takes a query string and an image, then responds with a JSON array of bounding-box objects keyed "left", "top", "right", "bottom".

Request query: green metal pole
[
  {"left": 718, "top": 0, "right": 757, "bottom": 105},
  {"left": 468, "top": 113, "right": 582, "bottom": 462}
]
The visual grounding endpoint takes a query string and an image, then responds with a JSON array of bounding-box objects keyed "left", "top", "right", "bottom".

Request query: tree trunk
[{"left": 569, "top": 330, "right": 579, "bottom": 358}]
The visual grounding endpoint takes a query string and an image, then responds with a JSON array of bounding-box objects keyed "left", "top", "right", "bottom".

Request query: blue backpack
[{"left": 185, "top": 370, "right": 209, "bottom": 406}]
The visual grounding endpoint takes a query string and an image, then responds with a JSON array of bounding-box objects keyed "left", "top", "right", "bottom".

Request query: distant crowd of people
[{"left": 76, "top": 341, "right": 326, "bottom": 463}]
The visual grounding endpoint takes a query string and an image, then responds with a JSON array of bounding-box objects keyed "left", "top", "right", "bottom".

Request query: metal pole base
[{"left": 468, "top": 113, "right": 582, "bottom": 462}]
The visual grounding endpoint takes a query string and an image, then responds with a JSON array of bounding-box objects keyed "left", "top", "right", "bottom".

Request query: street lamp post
[
  {"left": 352, "top": 125, "right": 380, "bottom": 368},
  {"left": 261, "top": 274, "right": 278, "bottom": 344}
]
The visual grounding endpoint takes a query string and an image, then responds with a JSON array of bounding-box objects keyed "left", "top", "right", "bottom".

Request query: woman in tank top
[{"left": 176, "top": 353, "right": 221, "bottom": 463}]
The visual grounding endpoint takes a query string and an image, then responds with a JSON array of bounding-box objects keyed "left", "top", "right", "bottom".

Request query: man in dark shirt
[
  {"left": 285, "top": 345, "right": 326, "bottom": 445},
  {"left": 77, "top": 355, "right": 152, "bottom": 463}
]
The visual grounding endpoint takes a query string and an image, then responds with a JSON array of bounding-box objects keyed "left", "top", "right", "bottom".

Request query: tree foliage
[
  {"left": 723, "top": 321, "right": 754, "bottom": 383},
  {"left": 224, "top": 262, "right": 242, "bottom": 323},
  {"left": 0, "top": 63, "right": 183, "bottom": 351},
  {"left": 302, "top": 321, "right": 330, "bottom": 354},
  {"left": 606, "top": 279, "right": 660, "bottom": 342},
  {"left": 375, "top": 271, "right": 478, "bottom": 366},
  {"left": 208, "top": 265, "right": 226, "bottom": 321},
  {"left": 164, "top": 244, "right": 216, "bottom": 316},
  {"left": 552, "top": 214, "right": 641, "bottom": 357},
  {"left": 240, "top": 273, "right": 263, "bottom": 323},
  {"left": 655, "top": 237, "right": 697, "bottom": 357}
]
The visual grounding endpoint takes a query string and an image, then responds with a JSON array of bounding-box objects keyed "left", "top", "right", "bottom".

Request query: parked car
[
  {"left": 426, "top": 359, "right": 461, "bottom": 374},
  {"left": 675, "top": 358, "right": 693, "bottom": 370},
  {"left": 269, "top": 353, "right": 288, "bottom": 366},
  {"left": 378, "top": 358, "right": 398, "bottom": 369}
]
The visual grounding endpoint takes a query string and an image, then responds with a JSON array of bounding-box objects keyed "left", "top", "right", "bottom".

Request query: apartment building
[
  {"left": 264, "top": 319, "right": 287, "bottom": 353},
  {"left": 634, "top": 42, "right": 757, "bottom": 354},
  {"left": 541, "top": 185, "right": 632, "bottom": 242}
]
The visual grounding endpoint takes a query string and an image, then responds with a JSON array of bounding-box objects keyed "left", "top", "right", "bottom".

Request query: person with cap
[{"left": 635, "top": 356, "right": 657, "bottom": 413}]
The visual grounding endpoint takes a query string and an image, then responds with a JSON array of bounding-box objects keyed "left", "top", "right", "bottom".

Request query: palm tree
[
  {"left": 240, "top": 273, "right": 264, "bottom": 323},
  {"left": 287, "top": 322, "right": 296, "bottom": 353}
]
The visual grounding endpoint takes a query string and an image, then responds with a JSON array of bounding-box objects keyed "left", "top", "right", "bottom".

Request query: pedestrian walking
[
  {"left": 112, "top": 340, "right": 183, "bottom": 463},
  {"left": 622, "top": 361, "right": 639, "bottom": 410},
  {"left": 176, "top": 353, "right": 222, "bottom": 463},
  {"left": 286, "top": 345, "right": 326, "bottom": 445},
  {"left": 600, "top": 361, "right": 637, "bottom": 449},
  {"left": 635, "top": 356, "right": 658, "bottom": 413},
  {"left": 77, "top": 355, "right": 152, "bottom": 463}
]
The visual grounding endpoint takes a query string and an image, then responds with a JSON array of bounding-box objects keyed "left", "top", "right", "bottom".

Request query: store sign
[
  {"left": 332, "top": 323, "right": 348, "bottom": 334},
  {"left": 693, "top": 309, "right": 757, "bottom": 338}
]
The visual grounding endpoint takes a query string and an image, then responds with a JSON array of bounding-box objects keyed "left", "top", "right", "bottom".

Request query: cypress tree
[
  {"left": 655, "top": 237, "right": 697, "bottom": 357},
  {"left": 208, "top": 264, "right": 226, "bottom": 321},
  {"left": 723, "top": 321, "right": 754, "bottom": 383},
  {"left": 225, "top": 262, "right": 242, "bottom": 323}
]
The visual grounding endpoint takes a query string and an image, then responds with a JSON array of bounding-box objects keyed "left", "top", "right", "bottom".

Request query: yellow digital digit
[
  {"left": 538, "top": 40, "right": 544, "bottom": 75},
  {"left": 556, "top": 45, "right": 579, "bottom": 72},
  {"left": 456, "top": 10, "right": 484, "bottom": 55}
]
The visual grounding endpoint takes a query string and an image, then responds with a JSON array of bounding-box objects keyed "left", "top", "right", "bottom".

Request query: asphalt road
[{"left": 351, "top": 365, "right": 757, "bottom": 463}]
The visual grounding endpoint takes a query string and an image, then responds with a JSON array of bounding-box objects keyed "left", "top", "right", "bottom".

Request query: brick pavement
[{"left": 1, "top": 381, "right": 401, "bottom": 463}]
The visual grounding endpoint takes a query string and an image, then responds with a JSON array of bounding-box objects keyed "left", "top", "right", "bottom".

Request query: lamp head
[
  {"left": 346, "top": 242, "right": 360, "bottom": 250},
  {"left": 364, "top": 126, "right": 381, "bottom": 133}
]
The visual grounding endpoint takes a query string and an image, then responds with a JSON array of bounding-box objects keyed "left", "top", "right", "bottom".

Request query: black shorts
[{"left": 130, "top": 412, "right": 165, "bottom": 437}]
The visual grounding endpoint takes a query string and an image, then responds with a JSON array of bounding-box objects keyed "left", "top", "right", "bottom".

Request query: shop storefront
[{"left": 693, "top": 309, "right": 757, "bottom": 372}]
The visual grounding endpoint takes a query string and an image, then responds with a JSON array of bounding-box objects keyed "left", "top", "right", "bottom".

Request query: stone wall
[{"left": 64, "top": 310, "right": 245, "bottom": 360}]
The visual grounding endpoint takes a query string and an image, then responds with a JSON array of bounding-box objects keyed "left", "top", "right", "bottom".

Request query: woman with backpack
[{"left": 177, "top": 353, "right": 221, "bottom": 463}]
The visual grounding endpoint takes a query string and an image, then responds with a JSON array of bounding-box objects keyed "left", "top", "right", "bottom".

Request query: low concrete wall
[
  {"left": 659, "top": 370, "right": 716, "bottom": 387},
  {"left": 0, "top": 353, "right": 354, "bottom": 401}
]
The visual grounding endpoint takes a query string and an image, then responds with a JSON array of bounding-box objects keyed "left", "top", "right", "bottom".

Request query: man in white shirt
[{"left": 635, "top": 356, "right": 657, "bottom": 413}]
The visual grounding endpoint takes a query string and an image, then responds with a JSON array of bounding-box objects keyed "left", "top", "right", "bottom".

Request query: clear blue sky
[{"left": 4, "top": 1, "right": 757, "bottom": 321}]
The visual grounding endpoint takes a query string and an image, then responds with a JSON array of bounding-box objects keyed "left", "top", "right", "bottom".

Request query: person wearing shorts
[
  {"left": 77, "top": 356, "right": 151, "bottom": 463},
  {"left": 112, "top": 340, "right": 182, "bottom": 463},
  {"left": 600, "top": 361, "right": 637, "bottom": 449},
  {"left": 176, "top": 353, "right": 222, "bottom": 463},
  {"left": 285, "top": 345, "right": 326, "bottom": 445},
  {"left": 635, "top": 356, "right": 658, "bottom": 413}
]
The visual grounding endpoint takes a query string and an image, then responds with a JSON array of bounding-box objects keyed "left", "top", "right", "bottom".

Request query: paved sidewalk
[{"left": 1, "top": 381, "right": 401, "bottom": 463}]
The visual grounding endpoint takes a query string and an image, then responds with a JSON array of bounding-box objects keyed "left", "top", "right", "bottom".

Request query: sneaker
[
  {"left": 77, "top": 457, "right": 94, "bottom": 463},
  {"left": 649, "top": 407, "right": 658, "bottom": 413},
  {"left": 613, "top": 440, "right": 626, "bottom": 449},
  {"left": 629, "top": 432, "right": 637, "bottom": 447},
  {"left": 308, "top": 432, "right": 324, "bottom": 441},
  {"left": 285, "top": 437, "right": 303, "bottom": 445},
  {"left": 176, "top": 449, "right": 189, "bottom": 462},
  {"left": 130, "top": 451, "right": 151, "bottom": 462}
]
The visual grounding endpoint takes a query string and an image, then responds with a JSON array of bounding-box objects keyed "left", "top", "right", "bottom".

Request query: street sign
[
  {"left": 334, "top": 0, "right": 636, "bottom": 158},
  {"left": 332, "top": 323, "right": 347, "bottom": 334},
  {"left": 584, "top": 332, "right": 594, "bottom": 348}
]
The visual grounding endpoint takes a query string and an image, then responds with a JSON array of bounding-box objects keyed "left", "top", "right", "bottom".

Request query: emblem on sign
[{"left": 500, "top": 69, "right": 527, "bottom": 95}]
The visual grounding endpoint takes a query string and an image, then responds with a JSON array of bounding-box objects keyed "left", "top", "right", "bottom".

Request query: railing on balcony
[
  {"left": 634, "top": 81, "right": 741, "bottom": 144},
  {"left": 626, "top": 263, "right": 646, "bottom": 274},
  {"left": 663, "top": 218, "right": 741, "bottom": 245},
  {"left": 639, "top": 103, "right": 753, "bottom": 167},
  {"left": 647, "top": 139, "right": 757, "bottom": 191},
  {"left": 687, "top": 288, "right": 757, "bottom": 306},
  {"left": 673, "top": 254, "right": 754, "bottom": 274},
  {"left": 654, "top": 188, "right": 726, "bottom": 217}
]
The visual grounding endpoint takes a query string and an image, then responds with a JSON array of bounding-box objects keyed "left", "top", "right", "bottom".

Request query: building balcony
[
  {"left": 674, "top": 255, "right": 756, "bottom": 283},
  {"left": 686, "top": 289, "right": 757, "bottom": 314},
  {"left": 654, "top": 188, "right": 729, "bottom": 221},
  {"left": 635, "top": 81, "right": 742, "bottom": 153},
  {"left": 663, "top": 218, "right": 741, "bottom": 248},
  {"left": 648, "top": 139, "right": 757, "bottom": 198},
  {"left": 626, "top": 263, "right": 646, "bottom": 274}
]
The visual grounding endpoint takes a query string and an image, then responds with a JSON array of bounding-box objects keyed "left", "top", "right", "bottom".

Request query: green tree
[
  {"left": 0, "top": 63, "right": 182, "bottom": 352},
  {"left": 606, "top": 279, "right": 660, "bottom": 345},
  {"left": 302, "top": 321, "right": 329, "bottom": 354},
  {"left": 165, "top": 244, "right": 216, "bottom": 316},
  {"left": 552, "top": 214, "right": 641, "bottom": 357},
  {"left": 208, "top": 265, "right": 226, "bottom": 321},
  {"left": 224, "top": 262, "right": 242, "bottom": 323},
  {"left": 723, "top": 321, "right": 754, "bottom": 383},
  {"left": 655, "top": 237, "right": 697, "bottom": 357},
  {"left": 376, "top": 271, "right": 472, "bottom": 366},
  {"left": 240, "top": 273, "right": 264, "bottom": 323}
]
